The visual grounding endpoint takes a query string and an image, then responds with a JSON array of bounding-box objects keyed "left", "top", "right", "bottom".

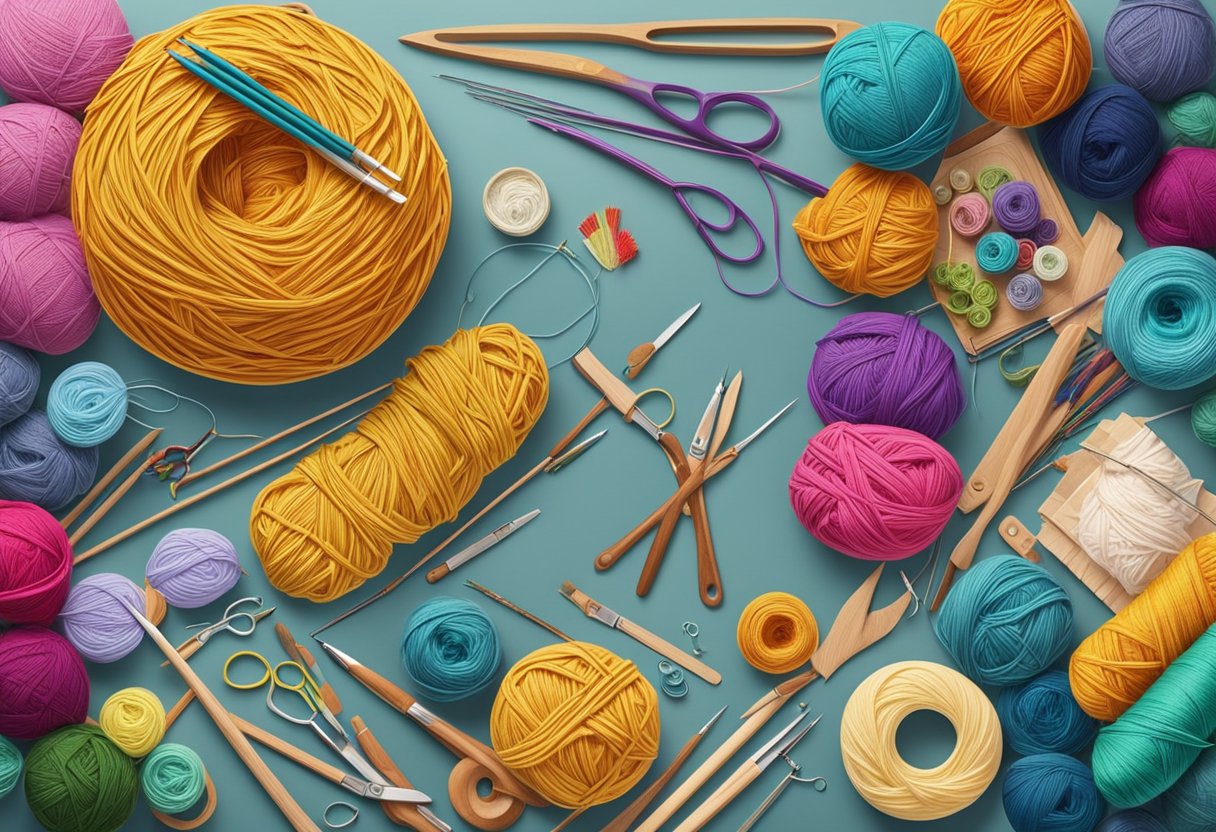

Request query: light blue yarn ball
[
  {"left": 1003, "top": 753, "right": 1105, "bottom": 832},
  {"left": 934, "top": 555, "right": 1073, "bottom": 686},
  {"left": 821, "top": 21, "right": 962, "bottom": 170},
  {"left": 46, "top": 361, "right": 127, "bottom": 448},
  {"left": 1165, "top": 745, "right": 1216, "bottom": 832},
  {"left": 1103, "top": 246, "right": 1216, "bottom": 390},
  {"left": 0, "top": 733, "right": 21, "bottom": 799},
  {"left": 976, "top": 231, "right": 1019, "bottom": 274},
  {"left": 0, "top": 409, "right": 97, "bottom": 510},
  {"left": 0, "top": 341, "right": 38, "bottom": 427},
  {"left": 401, "top": 597, "right": 502, "bottom": 702},
  {"left": 997, "top": 670, "right": 1097, "bottom": 756},
  {"left": 1098, "top": 809, "right": 1169, "bottom": 832}
]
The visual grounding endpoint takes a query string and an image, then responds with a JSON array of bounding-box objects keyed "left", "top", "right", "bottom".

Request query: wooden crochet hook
[{"left": 60, "top": 427, "right": 162, "bottom": 533}]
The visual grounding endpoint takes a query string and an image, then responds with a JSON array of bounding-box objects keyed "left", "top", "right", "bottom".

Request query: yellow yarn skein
[
  {"left": 490, "top": 641, "right": 659, "bottom": 809},
  {"left": 98, "top": 687, "right": 166, "bottom": 758},
  {"left": 736, "top": 591, "right": 819, "bottom": 674},
  {"left": 72, "top": 5, "right": 451, "bottom": 384},
  {"left": 250, "top": 325, "right": 548, "bottom": 601}
]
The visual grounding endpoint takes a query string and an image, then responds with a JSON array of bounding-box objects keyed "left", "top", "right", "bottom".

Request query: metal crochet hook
[{"left": 736, "top": 755, "right": 825, "bottom": 832}]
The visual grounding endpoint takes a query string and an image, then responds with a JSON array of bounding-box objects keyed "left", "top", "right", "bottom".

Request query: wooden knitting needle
[
  {"left": 60, "top": 427, "right": 162, "bottom": 531},
  {"left": 120, "top": 600, "right": 319, "bottom": 832},
  {"left": 353, "top": 716, "right": 450, "bottom": 832},
  {"left": 73, "top": 410, "right": 367, "bottom": 564}
]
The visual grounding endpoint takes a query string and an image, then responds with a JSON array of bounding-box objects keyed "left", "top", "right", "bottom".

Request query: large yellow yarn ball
[
  {"left": 490, "top": 641, "right": 659, "bottom": 809},
  {"left": 792, "top": 163, "right": 938, "bottom": 298}
]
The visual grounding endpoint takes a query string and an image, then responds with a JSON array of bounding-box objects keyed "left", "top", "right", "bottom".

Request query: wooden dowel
[
  {"left": 61, "top": 428, "right": 162, "bottom": 531},
  {"left": 69, "top": 453, "right": 153, "bottom": 547}
]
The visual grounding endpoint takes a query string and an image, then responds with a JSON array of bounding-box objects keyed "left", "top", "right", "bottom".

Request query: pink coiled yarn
[
  {"left": 0, "top": 625, "right": 89, "bottom": 740},
  {"left": 0, "top": 500, "right": 73, "bottom": 626},
  {"left": 0, "top": 103, "right": 80, "bottom": 222},
  {"left": 788, "top": 422, "right": 962, "bottom": 560},
  {"left": 1134, "top": 147, "right": 1216, "bottom": 249}
]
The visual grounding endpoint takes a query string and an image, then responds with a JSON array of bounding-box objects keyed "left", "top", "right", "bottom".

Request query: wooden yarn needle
[{"left": 61, "top": 427, "right": 162, "bottom": 539}]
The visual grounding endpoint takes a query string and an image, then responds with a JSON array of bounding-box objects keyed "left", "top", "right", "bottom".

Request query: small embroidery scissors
[{"left": 170, "top": 595, "right": 274, "bottom": 662}]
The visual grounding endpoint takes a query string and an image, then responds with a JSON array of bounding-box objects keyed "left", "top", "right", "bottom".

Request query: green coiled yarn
[
  {"left": 1191, "top": 390, "right": 1216, "bottom": 448},
  {"left": 1168, "top": 92, "right": 1216, "bottom": 149},
  {"left": 23, "top": 725, "right": 137, "bottom": 832},
  {"left": 0, "top": 734, "right": 21, "bottom": 799},
  {"left": 141, "top": 743, "right": 206, "bottom": 814}
]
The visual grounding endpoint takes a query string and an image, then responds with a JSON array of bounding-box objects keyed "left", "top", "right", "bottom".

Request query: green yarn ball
[
  {"left": 23, "top": 725, "right": 137, "bottom": 832},
  {"left": 0, "top": 734, "right": 21, "bottom": 799},
  {"left": 1168, "top": 92, "right": 1216, "bottom": 149},
  {"left": 142, "top": 743, "right": 206, "bottom": 815},
  {"left": 1192, "top": 391, "right": 1216, "bottom": 448}
]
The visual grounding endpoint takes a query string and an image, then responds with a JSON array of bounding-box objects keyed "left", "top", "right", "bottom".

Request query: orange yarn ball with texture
[
  {"left": 936, "top": 0, "right": 1092, "bottom": 127},
  {"left": 490, "top": 641, "right": 659, "bottom": 809},
  {"left": 1070, "top": 533, "right": 1216, "bottom": 722},
  {"left": 792, "top": 164, "right": 937, "bottom": 297}
]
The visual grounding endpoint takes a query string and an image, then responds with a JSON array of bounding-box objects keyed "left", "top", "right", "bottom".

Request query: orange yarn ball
[
  {"left": 792, "top": 164, "right": 937, "bottom": 298},
  {"left": 936, "top": 0, "right": 1092, "bottom": 127}
]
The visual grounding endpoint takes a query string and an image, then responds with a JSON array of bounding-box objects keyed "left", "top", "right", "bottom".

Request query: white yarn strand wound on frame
[
  {"left": 483, "top": 167, "right": 550, "bottom": 236},
  {"left": 1076, "top": 426, "right": 1201, "bottom": 594}
]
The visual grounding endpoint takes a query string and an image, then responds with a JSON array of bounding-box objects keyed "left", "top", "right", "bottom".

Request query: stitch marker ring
[{"left": 323, "top": 801, "right": 359, "bottom": 829}]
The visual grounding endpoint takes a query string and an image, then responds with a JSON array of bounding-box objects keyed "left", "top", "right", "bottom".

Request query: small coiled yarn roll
[
  {"left": 401, "top": 597, "right": 502, "bottom": 702},
  {"left": 840, "top": 661, "right": 1001, "bottom": 821},
  {"left": 992, "top": 181, "right": 1041, "bottom": 236},
  {"left": 736, "top": 592, "right": 818, "bottom": 674},
  {"left": 996, "top": 671, "right": 1097, "bottom": 756},
  {"left": 1006, "top": 273, "right": 1043, "bottom": 311},
  {"left": 976, "top": 231, "right": 1018, "bottom": 273},
  {"left": 251, "top": 325, "right": 547, "bottom": 601}
]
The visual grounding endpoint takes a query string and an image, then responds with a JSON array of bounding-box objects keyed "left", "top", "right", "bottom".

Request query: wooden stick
[
  {"left": 352, "top": 716, "right": 443, "bottom": 831},
  {"left": 74, "top": 411, "right": 366, "bottom": 565},
  {"left": 61, "top": 428, "right": 162, "bottom": 533}
]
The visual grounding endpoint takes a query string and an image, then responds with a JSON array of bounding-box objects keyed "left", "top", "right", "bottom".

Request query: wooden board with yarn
[{"left": 928, "top": 123, "right": 1124, "bottom": 355}]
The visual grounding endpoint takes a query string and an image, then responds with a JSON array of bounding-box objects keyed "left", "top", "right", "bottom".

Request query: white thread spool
[
  {"left": 1033, "top": 245, "right": 1068, "bottom": 281},
  {"left": 483, "top": 167, "right": 550, "bottom": 236}
]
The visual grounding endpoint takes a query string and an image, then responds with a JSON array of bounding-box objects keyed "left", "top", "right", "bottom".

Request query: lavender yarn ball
[
  {"left": 808, "top": 311, "right": 965, "bottom": 440},
  {"left": 57, "top": 573, "right": 144, "bottom": 663},
  {"left": 0, "top": 410, "right": 96, "bottom": 510},
  {"left": 0, "top": 0, "right": 134, "bottom": 113},
  {"left": 0, "top": 341, "right": 39, "bottom": 427},
  {"left": 146, "top": 529, "right": 242, "bottom": 609},
  {"left": 0, "top": 103, "right": 80, "bottom": 222},
  {"left": 1104, "top": 0, "right": 1216, "bottom": 102},
  {"left": 993, "top": 181, "right": 1042, "bottom": 236},
  {"left": 1098, "top": 809, "right": 1168, "bottom": 832}
]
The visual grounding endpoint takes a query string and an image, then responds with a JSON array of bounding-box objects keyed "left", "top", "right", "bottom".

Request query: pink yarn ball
[
  {"left": 0, "top": 215, "right": 99, "bottom": 354},
  {"left": 788, "top": 421, "right": 962, "bottom": 560},
  {"left": 0, "top": 625, "right": 89, "bottom": 740},
  {"left": 0, "top": 0, "right": 133, "bottom": 113},
  {"left": 0, "top": 103, "right": 80, "bottom": 221},
  {"left": 0, "top": 500, "right": 73, "bottom": 626},
  {"left": 1134, "top": 146, "right": 1216, "bottom": 249}
]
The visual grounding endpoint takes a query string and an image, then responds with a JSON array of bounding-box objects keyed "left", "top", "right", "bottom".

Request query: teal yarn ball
[
  {"left": 1192, "top": 390, "right": 1216, "bottom": 447},
  {"left": 821, "top": 21, "right": 962, "bottom": 170},
  {"left": 976, "top": 231, "right": 1019, "bottom": 274},
  {"left": 1168, "top": 91, "right": 1216, "bottom": 148},
  {"left": 1003, "top": 753, "right": 1105, "bottom": 832},
  {"left": 934, "top": 555, "right": 1073, "bottom": 686},
  {"left": 401, "top": 596, "right": 502, "bottom": 702},
  {"left": 1103, "top": 247, "right": 1216, "bottom": 390},
  {"left": 46, "top": 362, "right": 127, "bottom": 448},
  {"left": 0, "top": 733, "right": 21, "bottom": 799},
  {"left": 1165, "top": 745, "right": 1216, "bottom": 832},
  {"left": 996, "top": 670, "right": 1097, "bottom": 756},
  {"left": 141, "top": 743, "right": 206, "bottom": 815}
]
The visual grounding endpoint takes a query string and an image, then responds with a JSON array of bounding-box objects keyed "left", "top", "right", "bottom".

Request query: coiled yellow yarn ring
[
  {"left": 839, "top": 661, "right": 1002, "bottom": 821},
  {"left": 72, "top": 5, "right": 451, "bottom": 384}
]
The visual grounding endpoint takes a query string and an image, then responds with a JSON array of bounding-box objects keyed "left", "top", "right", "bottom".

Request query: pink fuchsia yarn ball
[
  {"left": 0, "top": 0, "right": 133, "bottom": 113},
  {"left": 1134, "top": 147, "right": 1216, "bottom": 249},
  {"left": 0, "top": 500, "right": 73, "bottom": 626},
  {"left": 0, "top": 625, "right": 89, "bottom": 740},
  {"left": 57, "top": 572, "right": 144, "bottom": 663},
  {"left": 0, "top": 215, "right": 99, "bottom": 355},
  {"left": 0, "top": 104, "right": 80, "bottom": 222},
  {"left": 788, "top": 421, "right": 963, "bottom": 560}
]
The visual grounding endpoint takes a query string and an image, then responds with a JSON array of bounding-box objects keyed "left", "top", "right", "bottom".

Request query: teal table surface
[{"left": 3, "top": 0, "right": 1213, "bottom": 830}]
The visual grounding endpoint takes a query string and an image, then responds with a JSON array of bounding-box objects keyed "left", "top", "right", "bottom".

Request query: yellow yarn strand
[
  {"left": 490, "top": 642, "right": 659, "bottom": 810},
  {"left": 250, "top": 325, "right": 548, "bottom": 601},
  {"left": 72, "top": 5, "right": 451, "bottom": 384},
  {"left": 840, "top": 661, "right": 1002, "bottom": 821},
  {"left": 99, "top": 687, "right": 167, "bottom": 758},
  {"left": 736, "top": 591, "right": 819, "bottom": 674}
]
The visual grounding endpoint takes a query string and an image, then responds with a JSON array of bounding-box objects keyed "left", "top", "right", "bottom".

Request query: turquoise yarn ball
[
  {"left": 1165, "top": 745, "right": 1216, "bottom": 832},
  {"left": 0, "top": 733, "right": 21, "bottom": 799},
  {"left": 46, "top": 362, "right": 127, "bottom": 448},
  {"left": 997, "top": 670, "right": 1097, "bottom": 756},
  {"left": 934, "top": 555, "right": 1073, "bottom": 686},
  {"left": 141, "top": 743, "right": 206, "bottom": 815},
  {"left": 821, "top": 21, "right": 962, "bottom": 170},
  {"left": 400, "top": 597, "right": 502, "bottom": 702},
  {"left": 976, "top": 231, "right": 1019, "bottom": 274},
  {"left": 1003, "top": 753, "right": 1105, "bottom": 832},
  {"left": 1192, "top": 389, "right": 1216, "bottom": 447}
]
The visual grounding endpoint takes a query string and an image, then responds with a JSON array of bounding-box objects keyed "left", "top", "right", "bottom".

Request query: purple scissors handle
[
  {"left": 531, "top": 118, "right": 763, "bottom": 264},
  {"left": 613, "top": 78, "right": 781, "bottom": 154}
]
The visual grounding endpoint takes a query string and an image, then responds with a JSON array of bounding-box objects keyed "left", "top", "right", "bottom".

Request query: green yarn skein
[
  {"left": 1192, "top": 390, "right": 1216, "bottom": 448},
  {"left": 142, "top": 743, "right": 206, "bottom": 814},
  {"left": 1168, "top": 92, "right": 1216, "bottom": 149},
  {"left": 0, "top": 734, "right": 21, "bottom": 799},
  {"left": 23, "top": 725, "right": 138, "bottom": 832}
]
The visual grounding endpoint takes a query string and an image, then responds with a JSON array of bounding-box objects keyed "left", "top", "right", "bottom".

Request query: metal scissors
[{"left": 170, "top": 596, "right": 275, "bottom": 662}]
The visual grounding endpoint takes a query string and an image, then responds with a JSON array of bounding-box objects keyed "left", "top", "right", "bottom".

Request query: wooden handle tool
[{"left": 352, "top": 716, "right": 447, "bottom": 831}]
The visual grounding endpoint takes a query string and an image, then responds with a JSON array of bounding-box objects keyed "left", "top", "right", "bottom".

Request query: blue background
[{"left": 3, "top": 0, "right": 1214, "bottom": 830}]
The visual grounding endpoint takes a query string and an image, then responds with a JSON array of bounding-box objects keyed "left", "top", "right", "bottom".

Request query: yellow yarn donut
[
  {"left": 250, "top": 325, "right": 548, "bottom": 601},
  {"left": 490, "top": 641, "right": 659, "bottom": 809},
  {"left": 99, "top": 687, "right": 166, "bottom": 758},
  {"left": 72, "top": 5, "right": 451, "bottom": 384},
  {"left": 736, "top": 591, "right": 819, "bottom": 674},
  {"left": 840, "top": 661, "right": 1002, "bottom": 821}
]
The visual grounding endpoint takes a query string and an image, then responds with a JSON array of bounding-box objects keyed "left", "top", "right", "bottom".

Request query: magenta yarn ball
[
  {"left": 0, "top": 215, "right": 99, "bottom": 355},
  {"left": 0, "top": 0, "right": 133, "bottom": 113},
  {"left": 0, "top": 103, "right": 80, "bottom": 222},
  {"left": 788, "top": 421, "right": 963, "bottom": 560},
  {"left": 0, "top": 500, "right": 73, "bottom": 626},
  {"left": 1134, "top": 147, "right": 1216, "bottom": 249},
  {"left": 0, "top": 625, "right": 89, "bottom": 740}
]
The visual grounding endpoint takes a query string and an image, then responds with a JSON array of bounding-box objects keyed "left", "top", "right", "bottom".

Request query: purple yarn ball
[
  {"left": 992, "top": 181, "right": 1042, "bottom": 236},
  {"left": 0, "top": 103, "right": 80, "bottom": 222},
  {"left": 0, "top": 340, "right": 39, "bottom": 427},
  {"left": 807, "top": 311, "right": 965, "bottom": 440},
  {"left": 146, "top": 529, "right": 242, "bottom": 609},
  {"left": 1105, "top": 0, "right": 1216, "bottom": 102},
  {"left": 57, "top": 572, "right": 145, "bottom": 663},
  {"left": 0, "top": 409, "right": 96, "bottom": 510}
]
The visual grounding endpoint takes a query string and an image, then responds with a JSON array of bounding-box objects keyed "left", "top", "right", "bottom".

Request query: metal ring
[
  {"left": 323, "top": 801, "right": 359, "bottom": 829},
  {"left": 661, "top": 678, "right": 689, "bottom": 699},
  {"left": 665, "top": 669, "right": 685, "bottom": 686},
  {"left": 657, "top": 660, "right": 676, "bottom": 676},
  {"left": 795, "top": 775, "right": 828, "bottom": 792},
  {"left": 682, "top": 622, "right": 699, "bottom": 637}
]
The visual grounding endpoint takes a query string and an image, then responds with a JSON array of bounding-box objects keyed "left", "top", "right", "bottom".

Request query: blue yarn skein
[
  {"left": 934, "top": 555, "right": 1073, "bottom": 686},
  {"left": 0, "top": 409, "right": 97, "bottom": 510},
  {"left": 1165, "top": 745, "right": 1216, "bottom": 832},
  {"left": 1039, "top": 85, "right": 1162, "bottom": 202},
  {"left": 1003, "top": 753, "right": 1105, "bottom": 832},
  {"left": 1104, "top": 0, "right": 1216, "bottom": 102},
  {"left": 1103, "top": 247, "right": 1216, "bottom": 390},
  {"left": 401, "top": 597, "right": 502, "bottom": 702},
  {"left": 821, "top": 21, "right": 961, "bottom": 170},
  {"left": 976, "top": 232, "right": 1019, "bottom": 273},
  {"left": 1098, "top": 809, "right": 1169, "bottom": 832},
  {"left": 997, "top": 670, "right": 1097, "bottom": 756},
  {"left": 47, "top": 361, "right": 128, "bottom": 448},
  {"left": 0, "top": 341, "right": 38, "bottom": 427}
]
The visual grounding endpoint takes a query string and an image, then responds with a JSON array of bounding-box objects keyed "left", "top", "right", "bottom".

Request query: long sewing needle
[
  {"left": 1079, "top": 443, "right": 1216, "bottom": 526},
  {"left": 464, "top": 579, "right": 573, "bottom": 642}
]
